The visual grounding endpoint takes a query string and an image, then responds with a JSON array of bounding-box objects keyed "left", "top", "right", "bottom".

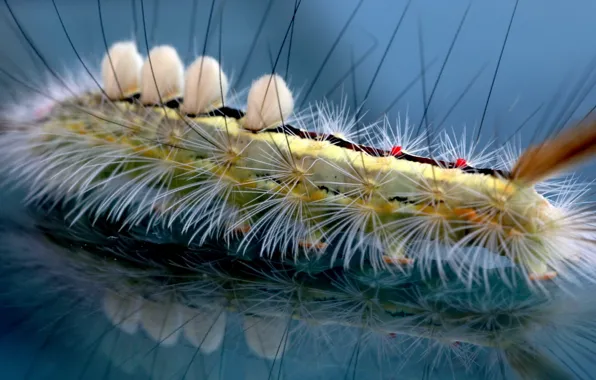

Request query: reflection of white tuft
[
  {"left": 181, "top": 305, "right": 227, "bottom": 354},
  {"left": 140, "top": 300, "right": 184, "bottom": 346},
  {"left": 102, "top": 290, "right": 143, "bottom": 335},
  {"left": 244, "top": 315, "right": 291, "bottom": 360}
]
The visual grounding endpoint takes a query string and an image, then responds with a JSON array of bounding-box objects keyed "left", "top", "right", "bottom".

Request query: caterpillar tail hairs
[{"left": 512, "top": 115, "right": 596, "bottom": 185}]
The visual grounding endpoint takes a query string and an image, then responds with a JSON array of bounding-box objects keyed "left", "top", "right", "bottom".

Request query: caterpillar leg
[
  {"left": 382, "top": 240, "right": 414, "bottom": 266},
  {"left": 232, "top": 223, "right": 251, "bottom": 235},
  {"left": 298, "top": 230, "right": 328, "bottom": 250},
  {"left": 383, "top": 256, "right": 415, "bottom": 266},
  {"left": 298, "top": 240, "right": 328, "bottom": 250},
  {"left": 526, "top": 260, "right": 557, "bottom": 281},
  {"left": 529, "top": 271, "right": 557, "bottom": 281}
]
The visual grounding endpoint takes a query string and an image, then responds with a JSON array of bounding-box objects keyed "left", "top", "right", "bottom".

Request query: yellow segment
[{"left": 36, "top": 96, "right": 568, "bottom": 276}]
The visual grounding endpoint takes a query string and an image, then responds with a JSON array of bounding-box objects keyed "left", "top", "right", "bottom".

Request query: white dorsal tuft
[
  {"left": 181, "top": 56, "right": 229, "bottom": 115},
  {"left": 140, "top": 45, "right": 184, "bottom": 105},
  {"left": 243, "top": 74, "right": 294, "bottom": 131},
  {"left": 101, "top": 41, "right": 143, "bottom": 100}
]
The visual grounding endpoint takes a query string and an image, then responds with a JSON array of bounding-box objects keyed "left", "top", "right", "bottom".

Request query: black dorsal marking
[{"left": 140, "top": 101, "right": 510, "bottom": 179}]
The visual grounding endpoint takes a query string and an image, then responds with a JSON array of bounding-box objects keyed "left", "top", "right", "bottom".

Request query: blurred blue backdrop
[{"left": 1, "top": 0, "right": 596, "bottom": 379}]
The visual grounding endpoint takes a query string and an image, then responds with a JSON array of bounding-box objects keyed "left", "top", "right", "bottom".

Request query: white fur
[
  {"left": 140, "top": 45, "right": 184, "bottom": 104},
  {"left": 101, "top": 41, "right": 144, "bottom": 99},
  {"left": 181, "top": 56, "right": 229, "bottom": 114},
  {"left": 244, "top": 74, "right": 294, "bottom": 131}
]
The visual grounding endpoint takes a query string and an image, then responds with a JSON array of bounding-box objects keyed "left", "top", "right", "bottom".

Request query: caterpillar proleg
[{"left": 2, "top": 1, "right": 596, "bottom": 379}]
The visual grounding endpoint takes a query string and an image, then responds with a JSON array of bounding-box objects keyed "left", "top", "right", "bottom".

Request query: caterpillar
[
  {"left": 2, "top": 0, "right": 596, "bottom": 379},
  {"left": 5, "top": 39, "right": 596, "bottom": 286}
]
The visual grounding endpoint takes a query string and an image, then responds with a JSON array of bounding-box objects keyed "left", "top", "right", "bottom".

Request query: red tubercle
[
  {"left": 455, "top": 158, "right": 467, "bottom": 168},
  {"left": 387, "top": 332, "right": 397, "bottom": 339},
  {"left": 390, "top": 146, "right": 402, "bottom": 156}
]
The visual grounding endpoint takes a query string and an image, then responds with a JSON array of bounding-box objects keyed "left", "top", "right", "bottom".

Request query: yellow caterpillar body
[
  {"left": 30, "top": 88, "right": 566, "bottom": 279},
  {"left": 2, "top": 40, "right": 594, "bottom": 289}
]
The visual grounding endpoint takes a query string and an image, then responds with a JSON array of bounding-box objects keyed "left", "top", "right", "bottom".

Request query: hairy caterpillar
[
  {"left": 2, "top": 0, "right": 596, "bottom": 379},
  {"left": 5, "top": 39, "right": 596, "bottom": 285}
]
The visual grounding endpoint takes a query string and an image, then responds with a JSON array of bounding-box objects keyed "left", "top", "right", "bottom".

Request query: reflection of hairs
[
  {"left": 504, "top": 344, "right": 574, "bottom": 380},
  {"left": 1, "top": 210, "right": 590, "bottom": 379}
]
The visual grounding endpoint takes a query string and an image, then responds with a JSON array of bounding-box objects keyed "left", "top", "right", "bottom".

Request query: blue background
[{"left": 1, "top": 0, "right": 596, "bottom": 378}]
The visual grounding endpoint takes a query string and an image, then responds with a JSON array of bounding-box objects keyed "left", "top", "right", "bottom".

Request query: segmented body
[{"left": 20, "top": 88, "right": 569, "bottom": 279}]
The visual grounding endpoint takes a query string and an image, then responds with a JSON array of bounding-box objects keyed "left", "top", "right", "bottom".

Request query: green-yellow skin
[
  {"left": 36, "top": 94, "right": 566, "bottom": 276},
  {"left": 28, "top": 93, "right": 577, "bottom": 378}
]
